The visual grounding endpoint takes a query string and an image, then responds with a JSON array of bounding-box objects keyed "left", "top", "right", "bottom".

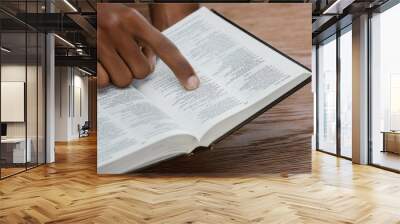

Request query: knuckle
[
  {"left": 112, "top": 76, "right": 132, "bottom": 88},
  {"left": 100, "top": 15, "right": 119, "bottom": 30},
  {"left": 122, "top": 8, "right": 140, "bottom": 24},
  {"left": 134, "top": 62, "right": 152, "bottom": 79}
]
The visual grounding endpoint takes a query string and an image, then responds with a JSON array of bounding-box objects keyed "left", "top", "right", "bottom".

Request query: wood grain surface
[{"left": 141, "top": 3, "right": 313, "bottom": 174}]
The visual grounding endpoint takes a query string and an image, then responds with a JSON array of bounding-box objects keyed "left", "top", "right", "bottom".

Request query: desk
[
  {"left": 1, "top": 138, "right": 32, "bottom": 163},
  {"left": 382, "top": 131, "right": 400, "bottom": 154}
]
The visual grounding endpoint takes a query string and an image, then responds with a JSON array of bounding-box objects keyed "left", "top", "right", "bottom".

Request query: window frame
[{"left": 315, "top": 23, "right": 353, "bottom": 160}]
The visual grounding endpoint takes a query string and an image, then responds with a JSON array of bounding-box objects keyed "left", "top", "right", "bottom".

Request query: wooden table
[
  {"left": 382, "top": 131, "right": 400, "bottom": 154},
  {"left": 136, "top": 3, "right": 313, "bottom": 175}
]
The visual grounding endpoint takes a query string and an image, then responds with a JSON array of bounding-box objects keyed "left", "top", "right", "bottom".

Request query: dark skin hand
[{"left": 97, "top": 3, "right": 199, "bottom": 90}]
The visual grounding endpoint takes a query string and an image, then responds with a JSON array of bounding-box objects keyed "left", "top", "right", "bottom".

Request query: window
[
  {"left": 370, "top": 2, "right": 400, "bottom": 171},
  {"left": 317, "top": 35, "right": 337, "bottom": 154},
  {"left": 315, "top": 25, "right": 353, "bottom": 159},
  {"left": 339, "top": 27, "right": 352, "bottom": 158}
]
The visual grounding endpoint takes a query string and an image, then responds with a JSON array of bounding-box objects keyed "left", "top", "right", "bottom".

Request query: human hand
[{"left": 97, "top": 3, "right": 199, "bottom": 90}]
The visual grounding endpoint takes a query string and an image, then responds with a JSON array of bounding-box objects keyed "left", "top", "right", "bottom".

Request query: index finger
[{"left": 128, "top": 12, "right": 199, "bottom": 90}]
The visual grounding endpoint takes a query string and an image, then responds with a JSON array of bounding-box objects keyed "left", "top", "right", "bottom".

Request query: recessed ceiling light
[
  {"left": 63, "top": 0, "right": 78, "bottom": 12},
  {"left": 1, "top": 47, "right": 11, "bottom": 53},
  {"left": 323, "top": 0, "right": 355, "bottom": 15},
  {"left": 54, "top": 34, "right": 75, "bottom": 48},
  {"left": 78, "top": 67, "right": 93, "bottom": 76}
]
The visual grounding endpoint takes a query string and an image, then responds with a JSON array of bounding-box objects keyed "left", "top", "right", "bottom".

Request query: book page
[
  {"left": 97, "top": 85, "right": 190, "bottom": 166},
  {"left": 135, "top": 7, "right": 310, "bottom": 139},
  {"left": 134, "top": 61, "right": 244, "bottom": 138},
  {"left": 164, "top": 7, "right": 310, "bottom": 105}
]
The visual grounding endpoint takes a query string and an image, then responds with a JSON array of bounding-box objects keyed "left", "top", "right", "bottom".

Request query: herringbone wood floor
[
  {"left": 1, "top": 135, "right": 400, "bottom": 223},
  {"left": 1, "top": 4, "right": 399, "bottom": 224}
]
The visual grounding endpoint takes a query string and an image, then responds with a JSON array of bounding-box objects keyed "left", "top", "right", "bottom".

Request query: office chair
[{"left": 79, "top": 121, "right": 90, "bottom": 138}]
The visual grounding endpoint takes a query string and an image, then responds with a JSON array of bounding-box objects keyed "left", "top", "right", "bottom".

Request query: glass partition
[
  {"left": 27, "top": 31, "right": 38, "bottom": 169},
  {"left": 1, "top": 30, "right": 28, "bottom": 177},
  {"left": 0, "top": 1, "right": 46, "bottom": 179}
]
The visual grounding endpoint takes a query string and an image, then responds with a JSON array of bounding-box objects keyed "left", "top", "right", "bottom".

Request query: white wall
[
  {"left": 54, "top": 67, "right": 89, "bottom": 141},
  {"left": 70, "top": 73, "right": 89, "bottom": 138},
  {"left": 75, "top": 73, "right": 89, "bottom": 124},
  {"left": 55, "top": 66, "right": 69, "bottom": 141}
]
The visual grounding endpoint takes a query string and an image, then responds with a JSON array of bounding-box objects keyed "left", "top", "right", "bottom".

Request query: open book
[{"left": 97, "top": 7, "right": 311, "bottom": 174}]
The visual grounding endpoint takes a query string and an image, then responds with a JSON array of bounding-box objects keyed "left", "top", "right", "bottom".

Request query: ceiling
[
  {"left": 0, "top": 0, "right": 96, "bottom": 73},
  {"left": 1, "top": 32, "right": 45, "bottom": 64},
  {"left": 0, "top": 0, "right": 96, "bottom": 14},
  {"left": 312, "top": 0, "right": 391, "bottom": 43}
]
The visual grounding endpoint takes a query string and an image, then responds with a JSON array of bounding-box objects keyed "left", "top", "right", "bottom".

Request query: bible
[{"left": 97, "top": 7, "right": 311, "bottom": 174}]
